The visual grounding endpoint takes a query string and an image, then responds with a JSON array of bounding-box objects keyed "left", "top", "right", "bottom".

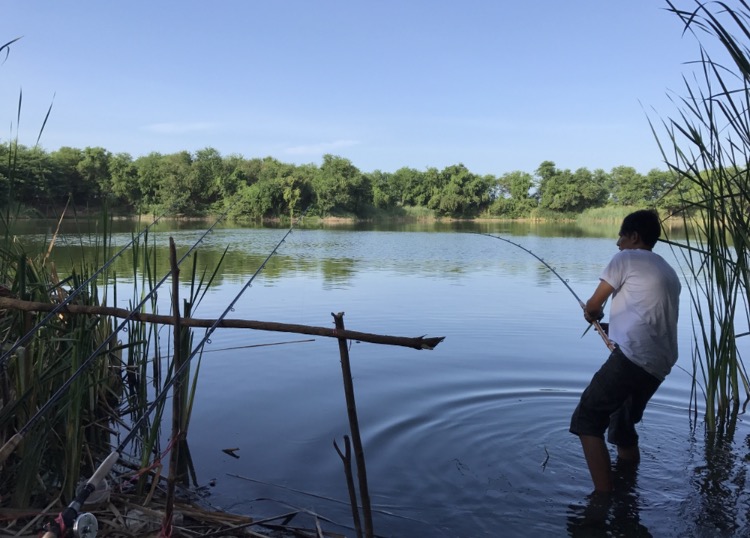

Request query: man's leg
[
  {"left": 580, "top": 434, "right": 614, "bottom": 492},
  {"left": 617, "top": 444, "right": 640, "bottom": 463},
  {"left": 571, "top": 350, "right": 632, "bottom": 493},
  {"left": 608, "top": 368, "right": 661, "bottom": 465}
]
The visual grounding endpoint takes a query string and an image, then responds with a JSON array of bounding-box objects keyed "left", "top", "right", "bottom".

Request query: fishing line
[
  {"left": 0, "top": 211, "right": 230, "bottom": 465},
  {"left": 40, "top": 216, "right": 300, "bottom": 538},
  {"left": 476, "top": 232, "right": 614, "bottom": 351},
  {"left": 226, "top": 473, "right": 433, "bottom": 525},
  {"left": 199, "top": 338, "right": 316, "bottom": 353},
  {"left": 0, "top": 211, "right": 167, "bottom": 368}
]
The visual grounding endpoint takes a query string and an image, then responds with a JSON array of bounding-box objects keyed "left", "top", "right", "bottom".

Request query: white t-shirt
[{"left": 601, "top": 249, "right": 681, "bottom": 380}]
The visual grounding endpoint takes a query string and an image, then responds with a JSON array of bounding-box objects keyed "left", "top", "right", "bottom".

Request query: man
[{"left": 569, "top": 209, "right": 681, "bottom": 493}]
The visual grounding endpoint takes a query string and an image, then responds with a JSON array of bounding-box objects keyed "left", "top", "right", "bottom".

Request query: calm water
[{"left": 11, "top": 219, "right": 750, "bottom": 537}]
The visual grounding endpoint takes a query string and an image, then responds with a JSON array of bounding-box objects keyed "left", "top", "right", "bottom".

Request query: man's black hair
[{"left": 620, "top": 209, "right": 661, "bottom": 248}]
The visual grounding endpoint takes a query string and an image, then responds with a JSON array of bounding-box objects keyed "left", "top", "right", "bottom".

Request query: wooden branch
[
  {"left": 333, "top": 312, "right": 373, "bottom": 538},
  {"left": 0, "top": 297, "right": 445, "bottom": 351}
]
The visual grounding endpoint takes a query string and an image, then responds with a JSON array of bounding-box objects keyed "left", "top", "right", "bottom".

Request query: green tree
[
  {"left": 312, "top": 154, "right": 369, "bottom": 216},
  {"left": 391, "top": 167, "right": 424, "bottom": 206},
  {"left": 15, "top": 145, "right": 54, "bottom": 206},
  {"left": 48, "top": 146, "right": 84, "bottom": 202},
  {"left": 285, "top": 163, "right": 315, "bottom": 217},
  {"left": 231, "top": 157, "right": 299, "bottom": 219},
  {"left": 368, "top": 170, "right": 395, "bottom": 209},
  {"left": 158, "top": 151, "right": 197, "bottom": 214},
  {"left": 429, "top": 164, "right": 493, "bottom": 217},
  {"left": 506, "top": 170, "right": 534, "bottom": 202},
  {"left": 491, "top": 170, "right": 537, "bottom": 217},
  {"left": 648, "top": 168, "right": 691, "bottom": 213},
  {"left": 534, "top": 160, "right": 558, "bottom": 204},
  {"left": 235, "top": 178, "right": 285, "bottom": 219},
  {"left": 191, "top": 147, "right": 225, "bottom": 205},
  {"left": 134, "top": 152, "right": 165, "bottom": 212},
  {"left": 77, "top": 146, "right": 112, "bottom": 200},
  {"left": 109, "top": 153, "right": 139, "bottom": 208},
  {"left": 537, "top": 162, "right": 607, "bottom": 212},
  {"left": 609, "top": 165, "right": 649, "bottom": 206}
]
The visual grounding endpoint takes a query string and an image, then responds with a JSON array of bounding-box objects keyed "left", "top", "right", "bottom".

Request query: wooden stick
[
  {"left": 0, "top": 297, "right": 445, "bottom": 351},
  {"left": 164, "top": 237, "right": 182, "bottom": 535},
  {"left": 333, "top": 435, "right": 362, "bottom": 538},
  {"left": 333, "top": 312, "right": 373, "bottom": 538}
]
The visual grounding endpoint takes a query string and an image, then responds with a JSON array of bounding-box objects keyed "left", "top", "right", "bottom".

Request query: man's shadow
[{"left": 566, "top": 461, "right": 652, "bottom": 537}]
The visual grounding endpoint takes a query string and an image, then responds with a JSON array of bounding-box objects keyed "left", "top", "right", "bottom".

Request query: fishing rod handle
[
  {"left": 577, "top": 300, "right": 615, "bottom": 351},
  {"left": 594, "top": 321, "right": 616, "bottom": 351},
  {"left": 89, "top": 451, "right": 119, "bottom": 486},
  {"left": 0, "top": 432, "right": 22, "bottom": 465}
]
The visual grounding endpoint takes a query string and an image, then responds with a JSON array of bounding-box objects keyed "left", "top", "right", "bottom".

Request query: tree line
[{"left": 0, "top": 143, "right": 692, "bottom": 219}]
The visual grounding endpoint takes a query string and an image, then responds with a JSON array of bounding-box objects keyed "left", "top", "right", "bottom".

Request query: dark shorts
[{"left": 569, "top": 347, "right": 662, "bottom": 447}]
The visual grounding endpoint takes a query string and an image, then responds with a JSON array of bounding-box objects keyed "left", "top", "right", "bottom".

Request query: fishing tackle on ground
[
  {"left": 40, "top": 217, "right": 299, "bottom": 538},
  {"left": 476, "top": 232, "right": 614, "bottom": 351}
]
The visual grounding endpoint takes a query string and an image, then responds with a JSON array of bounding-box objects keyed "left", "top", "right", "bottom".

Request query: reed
[
  {"left": 0, "top": 213, "right": 121, "bottom": 504},
  {"left": 0, "top": 210, "right": 223, "bottom": 506},
  {"left": 1, "top": 37, "right": 215, "bottom": 506},
  {"left": 655, "top": 1, "right": 750, "bottom": 433}
]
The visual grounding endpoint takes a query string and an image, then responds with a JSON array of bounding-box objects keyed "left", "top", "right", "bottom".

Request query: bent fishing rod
[
  {"left": 0, "top": 212, "right": 167, "bottom": 369},
  {"left": 0, "top": 212, "right": 229, "bottom": 466},
  {"left": 476, "top": 233, "right": 614, "bottom": 351},
  {"left": 40, "top": 218, "right": 298, "bottom": 538}
]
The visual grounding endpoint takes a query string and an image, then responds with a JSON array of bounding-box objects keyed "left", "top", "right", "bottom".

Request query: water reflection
[{"left": 688, "top": 428, "right": 750, "bottom": 536}]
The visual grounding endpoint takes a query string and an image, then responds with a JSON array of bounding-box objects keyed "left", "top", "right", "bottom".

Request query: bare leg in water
[{"left": 580, "top": 435, "right": 614, "bottom": 493}]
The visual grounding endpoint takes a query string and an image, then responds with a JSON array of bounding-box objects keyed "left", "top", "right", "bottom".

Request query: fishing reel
[
  {"left": 71, "top": 513, "right": 98, "bottom": 538},
  {"left": 41, "top": 478, "right": 109, "bottom": 538},
  {"left": 41, "top": 512, "right": 98, "bottom": 538}
]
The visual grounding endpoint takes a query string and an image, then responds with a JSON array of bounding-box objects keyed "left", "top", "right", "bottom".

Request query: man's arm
[{"left": 584, "top": 279, "right": 615, "bottom": 323}]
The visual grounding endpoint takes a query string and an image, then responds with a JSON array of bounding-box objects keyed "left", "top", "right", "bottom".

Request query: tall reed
[
  {"left": 0, "top": 213, "right": 122, "bottom": 504},
  {"left": 655, "top": 1, "right": 750, "bottom": 433},
  {"left": 1, "top": 37, "right": 216, "bottom": 507}
]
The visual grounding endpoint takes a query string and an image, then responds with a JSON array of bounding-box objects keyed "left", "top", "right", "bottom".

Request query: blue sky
[{"left": 1, "top": 2, "right": 706, "bottom": 176}]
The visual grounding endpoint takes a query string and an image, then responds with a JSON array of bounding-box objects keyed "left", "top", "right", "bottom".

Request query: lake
[{"left": 10, "top": 218, "right": 750, "bottom": 537}]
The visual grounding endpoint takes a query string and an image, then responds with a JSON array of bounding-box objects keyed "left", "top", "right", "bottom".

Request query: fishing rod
[
  {"left": 40, "top": 217, "right": 299, "bottom": 538},
  {"left": 0, "top": 212, "right": 229, "bottom": 466},
  {"left": 476, "top": 233, "right": 614, "bottom": 351},
  {"left": 0, "top": 212, "right": 167, "bottom": 369}
]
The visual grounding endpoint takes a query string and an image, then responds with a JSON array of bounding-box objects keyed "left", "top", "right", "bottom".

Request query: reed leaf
[{"left": 659, "top": 0, "right": 750, "bottom": 433}]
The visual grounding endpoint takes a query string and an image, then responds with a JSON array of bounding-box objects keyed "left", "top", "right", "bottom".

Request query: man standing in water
[{"left": 569, "top": 209, "right": 681, "bottom": 493}]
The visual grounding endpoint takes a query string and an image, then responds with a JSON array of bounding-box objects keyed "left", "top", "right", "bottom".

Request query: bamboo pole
[
  {"left": 0, "top": 297, "right": 445, "bottom": 351},
  {"left": 333, "top": 312, "right": 373, "bottom": 538}
]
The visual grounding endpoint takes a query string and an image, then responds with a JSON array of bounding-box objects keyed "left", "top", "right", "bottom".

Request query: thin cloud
[
  {"left": 284, "top": 139, "right": 359, "bottom": 155},
  {"left": 142, "top": 122, "right": 218, "bottom": 134}
]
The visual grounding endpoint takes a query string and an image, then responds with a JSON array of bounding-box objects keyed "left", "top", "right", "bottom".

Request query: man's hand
[{"left": 583, "top": 309, "right": 604, "bottom": 324}]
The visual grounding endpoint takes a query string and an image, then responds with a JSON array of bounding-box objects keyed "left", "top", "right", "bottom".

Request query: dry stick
[
  {"left": 0, "top": 297, "right": 445, "bottom": 351},
  {"left": 333, "top": 435, "right": 363, "bottom": 538},
  {"left": 333, "top": 312, "right": 373, "bottom": 538},
  {"left": 163, "top": 238, "right": 183, "bottom": 536},
  {"left": 42, "top": 195, "right": 70, "bottom": 266}
]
